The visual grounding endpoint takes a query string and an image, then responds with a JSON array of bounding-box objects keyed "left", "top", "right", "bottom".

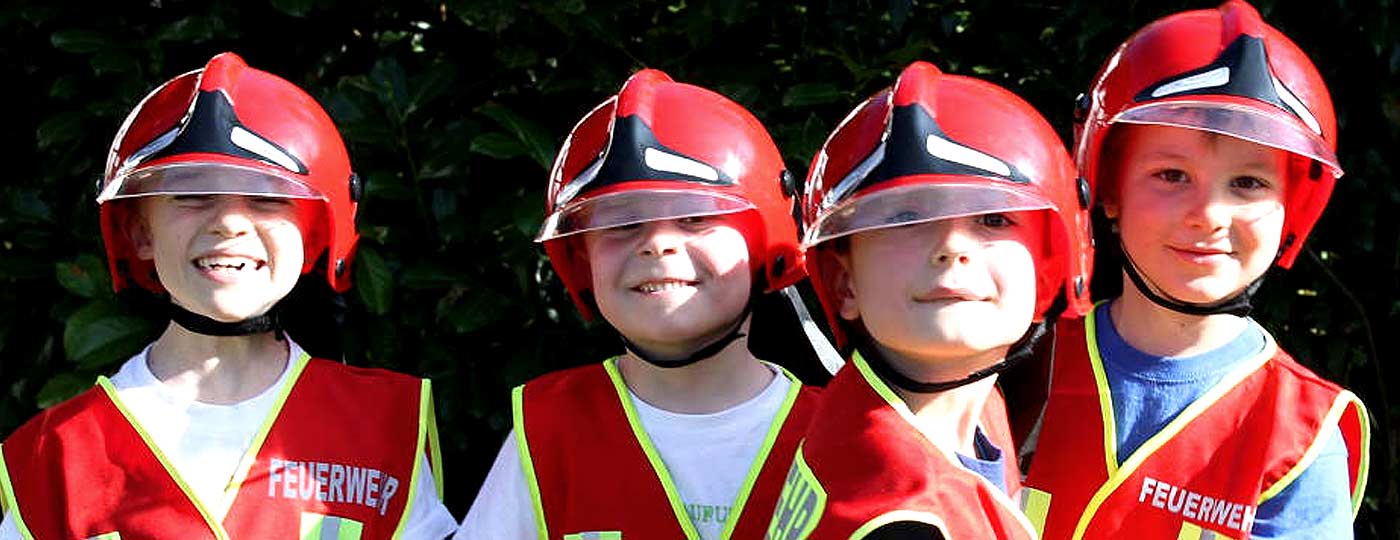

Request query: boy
[
  {"left": 1021, "top": 2, "right": 1369, "bottom": 539},
  {"left": 765, "top": 61, "right": 1093, "bottom": 539},
  {"left": 0, "top": 53, "right": 456, "bottom": 540},
  {"left": 456, "top": 69, "right": 820, "bottom": 540}
]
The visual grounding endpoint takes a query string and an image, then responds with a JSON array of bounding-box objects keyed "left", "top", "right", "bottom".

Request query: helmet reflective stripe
[
  {"left": 230, "top": 125, "right": 305, "bottom": 173},
  {"left": 120, "top": 126, "right": 181, "bottom": 173},
  {"left": 1150, "top": 66, "right": 1231, "bottom": 98},
  {"left": 643, "top": 147, "right": 719, "bottom": 182},
  {"left": 925, "top": 133, "right": 1012, "bottom": 177},
  {"left": 1271, "top": 77, "right": 1321, "bottom": 134}
]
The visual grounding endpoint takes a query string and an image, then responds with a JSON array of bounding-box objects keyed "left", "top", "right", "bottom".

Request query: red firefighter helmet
[
  {"left": 538, "top": 69, "right": 803, "bottom": 319},
  {"left": 100, "top": 52, "right": 360, "bottom": 293},
  {"left": 1075, "top": 0, "right": 1339, "bottom": 268},
  {"left": 803, "top": 61, "right": 1093, "bottom": 347}
]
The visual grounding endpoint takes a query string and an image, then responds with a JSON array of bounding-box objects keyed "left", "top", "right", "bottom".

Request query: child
[
  {"left": 0, "top": 53, "right": 456, "bottom": 540},
  {"left": 1021, "top": 2, "right": 1369, "bottom": 538},
  {"left": 456, "top": 70, "right": 820, "bottom": 540},
  {"left": 765, "top": 60, "right": 1093, "bottom": 539}
]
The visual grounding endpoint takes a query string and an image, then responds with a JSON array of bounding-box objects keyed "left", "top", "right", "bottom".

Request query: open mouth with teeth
[
  {"left": 632, "top": 279, "right": 699, "bottom": 294},
  {"left": 193, "top": 256, "right": 267, "bottom": 273}
]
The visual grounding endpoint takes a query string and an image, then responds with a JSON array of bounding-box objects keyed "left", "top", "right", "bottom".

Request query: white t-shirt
[
  {"left": 0, "top": 339, "right": 456, "bottom": 540},
  {"left": 455, "top": 363, "right": 793, "bottom": 540}
]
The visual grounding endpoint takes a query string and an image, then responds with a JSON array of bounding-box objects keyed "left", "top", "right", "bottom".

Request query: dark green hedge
[{"left": 3, "top": 0, "right": 1396, "bottom": 536}]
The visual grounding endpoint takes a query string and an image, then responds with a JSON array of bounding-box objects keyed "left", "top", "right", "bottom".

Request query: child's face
[
  {"left": 1106, "top": 124, "right": 1288, "bottom": 304},
  {"left": 584, "top": 215, "right": 753, "bottom": 358},
  {"left": 134, "top": 194, "right": 308, "bottom": 322},
  {"left": 837, "top": 213, "right": 1040, "bottom": 363}
]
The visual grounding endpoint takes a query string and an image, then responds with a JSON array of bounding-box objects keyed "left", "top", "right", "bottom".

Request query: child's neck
[
  {"left": 877, "top": 345, "right": 1001, "bottom": 456},
  {"left": 1110, "top": 276, "right": 1249, "bottom": 357},
  {"left": 617, "top": 335, "right": 776, "bottom": 415},
  {"left": 145, "top": 321, "right": 290, "bottom": 406}
]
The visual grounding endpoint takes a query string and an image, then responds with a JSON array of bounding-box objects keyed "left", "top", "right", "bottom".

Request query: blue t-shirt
[
  {"left": 956, "top": 427, "right": 1007, "bottom": 494},
  {"left": 1095, "top": 304, "right": 1353, "bottom": 539}
]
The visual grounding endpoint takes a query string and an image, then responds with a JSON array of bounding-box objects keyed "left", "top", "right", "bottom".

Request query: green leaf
[
  {"left": 37, "top": 373, "right": 91, "bottom": 409},
  {"left": 401, "top": 263, "right": 467, "bottom": 290},
  {"left": 37, "top": 111, "right": 83, "bottom": 150},
  {"left": 156, "top": 16, "right": 215, "bottom": 43},
  {"left": 49, "top": 77, "right": 80, "bottom": 99},
  {"left": 370, "top": 56, "right": 410, "bottom": 116},
  {"left": 781, "top": 83, "right": 843, "bottom": 107},
  {"left": 11, "top": 188, "right": 54, "bottom": 222},
  {"left": 407, "top": 62, "right": 458, "bottom": 116},
  {"left": 55, "top": 255, "right": 109, "bottom": 299},
  {"left": 89, "top": 49, "right": 139, "bottom": 76},
  {"left": 889, "top": 0, "right": 912, "bottom": 31},
  {"left": 439, "top": 288, "right": 508, "bottom": 334},
  {"left": 270, "top": 0, "right": 314, "bottom": 17},
  {"left": 470, "top": 132, "right": 526, "bottom": 160},
  {"left": 50, "top": 29, "right": 107, "bottom": 53},
  {"left": 63, "top": 300, "right": 159, "bottom": 369},
  {"left": 355, "top": 246, "right": 394, "bottom": 315},
  {"left": 479, "top": 104, "right": 555, "bottom": 169}
]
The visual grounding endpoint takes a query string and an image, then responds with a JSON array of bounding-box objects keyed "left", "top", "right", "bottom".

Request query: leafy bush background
[{"left": 2, "top": 0, "right": 1396, "bottom": 535}]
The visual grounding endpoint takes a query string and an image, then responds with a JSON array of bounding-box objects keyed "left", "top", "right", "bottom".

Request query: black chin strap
[
  {"left": 1118, "top": 238, "right": 1263, "bottom": 318},
  {"left": 857, "top": 319, "right": 1051, "bottom": 394},
  {"left": 168, "top": 302, "right": 283, "bottom": 337},
  {"left": 619, "top": 308, "right": 749, "bottom": 369}
]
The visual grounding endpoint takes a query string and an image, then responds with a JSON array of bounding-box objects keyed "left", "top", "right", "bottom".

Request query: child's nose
[
  {"left": 207, "top": 198, "right": 257, "bottom": 237},
  {"left": 929, "top": 221, "right": 979, "bottom": 265},
  {"left": 637, "top": 221, "right": 684, "bottom": 256},
  {"left": 1183, "top": 188, "right": 1234, "bottom": 230}
]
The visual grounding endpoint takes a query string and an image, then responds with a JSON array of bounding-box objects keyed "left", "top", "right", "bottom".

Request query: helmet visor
[
  {"left": 537, "top": 189, "right": 755, "bottom": 241},
  {"left": 98, "top": 162, "right": 324, "bottom": 203},
  {"left": 1114, "top": 99, "right": 1341, "bottom": 178},
  {"left": 803, "top": 181, "right": 1053, "bottom": 248}
]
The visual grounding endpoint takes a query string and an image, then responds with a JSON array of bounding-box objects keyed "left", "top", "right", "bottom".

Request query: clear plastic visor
[
  {"left": 804, "top": 182, "right": 1053, "bottom": 248},
  {"left": 536, "top": 189, "right": 755, "bottom": 242},
  {"left": 98, "top": 162, "right": 324, "bottom": 203},
  {"left": 1114, "top": 100, "right": 1342, "bottom": 178}
]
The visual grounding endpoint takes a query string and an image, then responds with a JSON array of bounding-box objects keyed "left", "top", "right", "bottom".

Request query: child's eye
[
  {"left": 171, "top": 194, "right": 214, "bottom": 207},
  {"left": 885, "top": 210, "right": 921, "bottom": 224},
  {"left": 250, "top": 197, "right": 295, "bottom": 209},
  {"left": 1229, "top": 176, "right": 1271, "bottom": 191},
  {"left": 676, "top": 215, "right": 714, "bottom": 230},
  {"left": 976, "top": 213, "right": 1016, "bottom": 228},
  {"left": 1151, "top": 169, "right": 1188, "bottom": 184}
]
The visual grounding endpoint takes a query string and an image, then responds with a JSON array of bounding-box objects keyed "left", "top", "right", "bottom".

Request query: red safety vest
[
  {"left": 0, "top": 353, "right": 440, "bottom": 540},
  {"left": 515, "top": 358, "right": 818, "bottom": 540},
  {"left": 765, "top": 353, "right": 1037, "bottom": 540},
  {"left": 1022, "top": 308, "right": 1369, "bottom": 540}
]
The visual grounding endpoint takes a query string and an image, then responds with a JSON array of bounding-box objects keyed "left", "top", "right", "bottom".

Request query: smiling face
[
  {"left": 1106, "top": 124, "right": 1288, "bottom": 304},
  {"left": 583, "top": 214, "right": 753, "bottom": 359},
  {"left": 836, "top": 212, "right": 1041, "bottom": 366},
  {"left": 134, "top": 194, "right": 310, "bottom": 322}
]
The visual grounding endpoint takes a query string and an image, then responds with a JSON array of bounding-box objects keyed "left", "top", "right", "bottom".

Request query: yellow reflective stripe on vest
[
  {"left": 300, "top": 512, "right": 364, "bottom": 540},
  {"left": 765, "top": 446, "right": 825, "bottom": 540},
  {"left": 85, "top": 532, "right": 122, "bottom": 540},
  {"left": 563, "top": 532, "right": 622, "bottom": 540},
  {"left": 1020, "top": 486, "right": 1051, "bottom": 535},
  {"left": 512, "top": 384, "right": 550, "bottom": 540},
  {"left": 1176, "top": 520, "right": 1235, "bottom": 540}
]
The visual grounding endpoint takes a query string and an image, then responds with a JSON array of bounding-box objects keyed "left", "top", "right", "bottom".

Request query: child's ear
[
  {"left": 821, "top": 249, "right": 861, "bottom": 322},
  {"left": 128, "top": 205, "right": 155, "bottom": 261},
  {"left": 1101, "top": 199, "right": 1120, "bottom": 220}
]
